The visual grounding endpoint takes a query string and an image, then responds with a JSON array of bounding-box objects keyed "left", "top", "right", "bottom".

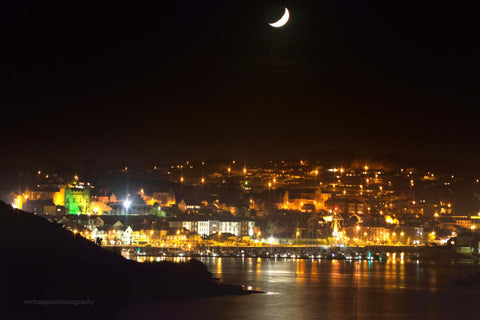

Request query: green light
[
  {"left": 66, "top": 200, "right": 79, "bottom": 215},
  {"left": 65, "top": 187, "right": 90, "bottom": 215}
]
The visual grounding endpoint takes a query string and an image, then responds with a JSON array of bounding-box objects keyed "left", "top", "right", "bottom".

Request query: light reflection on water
[{"left": 118, "top": 257, "right": 479, "bottom": 320}]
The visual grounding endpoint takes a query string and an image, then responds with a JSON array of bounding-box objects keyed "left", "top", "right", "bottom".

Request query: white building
[
  {"left": 240, "top": 220, "right": 255, "bottom": 237},
  {"left": 197, "top": 220, "right": 219, "bottom": 237},
  {"left": 117, "top": 226, "right": 133, "bottom": 245},
  {"left": 169, "top": 219, "right": 254, "bottom": 237},
  {"left": 91, "top": 225, "right": 133, "bottom": 245},
  {"left": 219, "top": 221, "right": 239, "bottom": 236}
]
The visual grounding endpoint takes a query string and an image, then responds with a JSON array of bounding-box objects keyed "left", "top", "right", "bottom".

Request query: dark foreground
[{"left": 0, "top": 202, "right": 253, "bottom": 318}]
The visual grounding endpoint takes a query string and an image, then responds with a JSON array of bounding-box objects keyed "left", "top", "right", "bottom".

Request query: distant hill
[{"left": 0, "top": 201, "right": 248, "bottom": 314}]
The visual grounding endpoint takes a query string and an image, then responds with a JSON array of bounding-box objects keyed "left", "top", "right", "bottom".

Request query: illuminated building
[
  {"left": 91, "top": 226, "right": 133, "bottom": 246},
  {"left": 169, "top": 217, "right": 255, "bottom": 237},
  {"left": 140, "top": 189, "right": 176, "bottom": 206},
  {"left": 65, "top": 186, "right": 91, "bottom": 215},
  {"left": 26, "top": 186, "right": 62, "bottom": 203},
  {"left": 89, "top": 201, "right": 112, "bottom": 215},
  {"left": 280, "top": 190, "right": 331, "bottom": 211},
  {"left": 25, "top": 186, "right": 65, "bottom": 207},
  {"left": 177, "top": 199, "right": 203, "bottom": 213}
]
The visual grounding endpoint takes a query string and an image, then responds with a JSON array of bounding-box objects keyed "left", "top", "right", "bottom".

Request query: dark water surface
[{"left": 116, "top": 258, "right": 479, "bottom": 320}]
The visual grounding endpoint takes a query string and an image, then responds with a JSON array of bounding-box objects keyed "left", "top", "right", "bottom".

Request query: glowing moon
[{"left": 269, "top": 8, "right": 290, "bottom": 28}]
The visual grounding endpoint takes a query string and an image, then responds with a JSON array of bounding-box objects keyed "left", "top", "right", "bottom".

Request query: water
[{"left": 115, "top": 258, "right": 479, "bottom": 320}]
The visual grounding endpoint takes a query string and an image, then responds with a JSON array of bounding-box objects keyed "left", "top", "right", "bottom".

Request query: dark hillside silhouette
[{"left": 0, "top": 201, "right": 250, "bottom": 315}]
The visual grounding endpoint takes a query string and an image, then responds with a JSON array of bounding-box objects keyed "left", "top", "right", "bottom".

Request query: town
[{"left": 5, "top": 159, "right": 480, "bottom": 254}]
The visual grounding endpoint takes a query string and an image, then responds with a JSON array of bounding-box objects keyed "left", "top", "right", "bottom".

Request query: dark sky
[{"left": 1, "top": 1, "right": 480, "bottom": 171}]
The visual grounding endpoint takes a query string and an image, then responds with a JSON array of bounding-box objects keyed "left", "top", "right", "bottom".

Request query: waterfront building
[
  {"left": 197, "top": 220, "right": 219, "bottom": 236},
  {"left": 91, "top": 226, "right": 107, "bottom": 244},
  {"left": 116, "top": 226, "right": 133, "bottom": 245},
  {"left": 91, "top": 225, "right": 133, "bottom": 245},
  {"left": 220, "top": 221, "right": 239, "bottom": 236},
  {"left": 240, "top": 220, "right": 255, "bottom": 237},
  {"left": 165, "top": 229, "right": 188, "bottom": 245},
  {"left": 169, "top": 216, "right": 255, "bottom": 237}
]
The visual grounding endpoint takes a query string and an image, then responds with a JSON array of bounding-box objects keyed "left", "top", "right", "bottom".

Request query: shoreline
[{"left": 103, "top": 244, "right": 473, "bottom": 262}]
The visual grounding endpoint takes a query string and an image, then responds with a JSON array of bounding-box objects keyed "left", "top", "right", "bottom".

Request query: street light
[{"left": 124, "top": 199, "right": 131, "bottom": 215}]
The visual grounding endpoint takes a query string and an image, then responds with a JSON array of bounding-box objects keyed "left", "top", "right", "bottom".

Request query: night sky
[{"left": 1, "top": 1, "right": 480, "bottom": 171}]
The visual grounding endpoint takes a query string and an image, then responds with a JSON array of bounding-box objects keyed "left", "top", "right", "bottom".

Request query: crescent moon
[{"left": 269, "top": 8, "right": 290, "bottom": 28}]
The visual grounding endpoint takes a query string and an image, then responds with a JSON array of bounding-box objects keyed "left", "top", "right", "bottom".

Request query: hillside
[{"left": 0, "top": 201, "right": 248, "bottom": 311}]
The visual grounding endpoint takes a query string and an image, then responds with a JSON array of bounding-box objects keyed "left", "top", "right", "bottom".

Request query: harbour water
[{"left": 116, "top": 257, "right": 479, "bottom": 320}]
